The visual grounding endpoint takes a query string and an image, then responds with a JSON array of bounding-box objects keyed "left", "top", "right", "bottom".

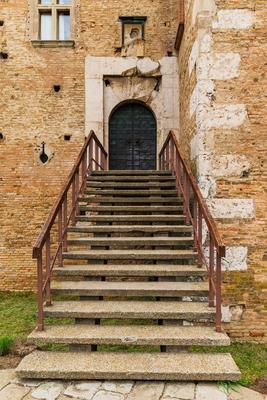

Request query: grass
[
  {"left": 0, "top": 291, "right": 266, "bottom": 386},
  {"left": 0, "top": 336, "right": 13, "bottom": 356}
]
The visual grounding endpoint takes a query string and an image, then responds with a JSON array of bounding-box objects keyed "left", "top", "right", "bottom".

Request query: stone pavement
[{"left": 0, "top": 370, "right": 266, "bottom": 400}]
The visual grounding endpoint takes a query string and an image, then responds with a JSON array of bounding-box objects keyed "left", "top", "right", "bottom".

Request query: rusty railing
[
  {"left": 159, "top": 131, "right": 225, "bottom": 332},
  {"left": 33, "top": 131, "right": 107, "bottom": 331}
]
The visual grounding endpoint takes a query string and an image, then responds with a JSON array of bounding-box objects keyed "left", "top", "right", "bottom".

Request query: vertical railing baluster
[
  {"left": 71, "top": 177, "right": 76, "bottom": 226},
  {"left": 63, "top": 195, "right": 68, "bottom": 252},
  {"left": 170, "top": 138, "right": 175, "bottom": 173},
  {"left": 209, "top": 235, "right": 215, "bottom": 307},
  {"left": 162, "top": 149, "right": 166, "bottom": 171},
  {"left": 75, "top": 169, "right": 79, "bottom": 217},
  {"left": 101, "top": 150, "right": 105, "bottom": 171},
  {"left": 193, "top": 196, "right": 198, "bottom": 250},
  {"left": 166, "top": 141, "right": 170, "bottom": 170},
  {"left": 216, "top": 252, "right": 222, "bottom": 332},
  {"left": 45, "top": 233, "right": 51, "bottom": 306},
  {"left": 58, "top": 205, "right": 63, "bottom": 268},
  {"left": 197, "top": 205, "right": 202, "bottom": 265},
  {"left": 89, "top": 139, "right": 93, "bottom": 173},
  {"left": 37, "top": 254, "right": 44, "bottom": 331},
  {"left": 95, "top": 143, "right": 99, "bottom": 171}
]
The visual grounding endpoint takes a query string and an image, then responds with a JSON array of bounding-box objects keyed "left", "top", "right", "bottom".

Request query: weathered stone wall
[
  {"left": 178, "top": 0, "right": 267, "bottom": 342},
  {"left": 0, "top": 0, "right": 178, "bottom": 291}
]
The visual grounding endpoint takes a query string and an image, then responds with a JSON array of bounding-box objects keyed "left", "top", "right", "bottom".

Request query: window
[
  {"left": 37, "top": 0, "right": 72, "bottom": 41},
  {"left": 119, "top": 17, "right": 147, "bottom": 47}
]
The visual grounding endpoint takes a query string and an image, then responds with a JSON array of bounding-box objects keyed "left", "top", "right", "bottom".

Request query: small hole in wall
[
  {"left": 0, "top": 133, "right": 5, "bottom": 142},
  {"left": 167, "top": 51, "right": 173, "bottom": 57},
  {"left": 104, "top": 79, "right": 111, "bottom": 87},
  {"left": 64, "top": 135, "right": 71, "bottom": 141},
  {"left": 40, "top": 142, "right": 49, "bottom": 164},
  {"left": 53, "top": 85, "right": 61, "bottom": 93},
  {"left": 0, "top": 21, "right": 4, "bottom": 27},
  {"left": 0, "top": 52, "right": 8, "bottom": 59}
]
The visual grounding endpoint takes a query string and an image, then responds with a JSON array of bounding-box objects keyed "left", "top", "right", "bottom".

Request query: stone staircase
[{"left": 17, "top": 170, "right": 241, "bottom": 381}]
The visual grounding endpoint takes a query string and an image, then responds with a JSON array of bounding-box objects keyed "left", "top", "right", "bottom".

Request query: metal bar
[
  {"left": 101, "top": 150, "right": 105, "bottom": 171},
  {"left": 75, "top": 170, "right": 79, "bottom": 217},
  {"left": 89, "top": 140, "right": 93, "bottom": 173},
  {"left": 216, "top": 253, "right": 222, "bottom": 332},
  {"left": 37, "top": 255, "right": 44, "bottom": 331},
  {"left": 63, "top": 195, "right": 68, "bottom": 252},
  {"left": 95, "top": 142, "right": 99, "bottom": 172},
  {"left": 45, "top": 234, "right": 51, "bottom": 306},
  {"left": 198, "top": 206, "right": 202, "bottom": 265},
  {"left": 71, "top": 177, "right": 76, "bottom": 226},
  {"left": 166, "top": 140, "right": 170, "bottom": 170},
  {"left": 170, "top": 138, "right": 174, "bottom": 173},
  {"left": 193, "top": 197, "right": 198, "bottom": 249},
  {"left": 209, "top": 235, "right": 215, "bottom": 307},
  {"left": 58, "top": 205, "right": 63, "bottom": 268}
]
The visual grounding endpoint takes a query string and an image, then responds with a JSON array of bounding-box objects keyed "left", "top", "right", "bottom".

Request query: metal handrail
[
  {"left": 159, "top": 131, "right": 225, "bottom": 332},
  {"left": 33, "top": 130, "right": 107, "bottom": 331}
]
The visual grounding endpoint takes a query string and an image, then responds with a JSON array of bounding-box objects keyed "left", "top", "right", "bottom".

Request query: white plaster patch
[
  {"left": 199, "top": 33, "right": 212, "bottom": 53},
  {"left": 197, "top": 53, "right": 241, "bottom": 80},
  {"left": 197, "top": 175, "right": 216, "bottom": 198},
  {"left": 213, "top": 9, "right": 255, "bottom": 30},
  {"left": 222, "top": 246, "right": 248, "bottom": 271},
  {"left": 196, "top": 104, "right": 247, "bottom": 130},
  {"left": 189, "top": 38, "right": 199, "bottom": 75},
  {"left": 221, "top": 305, "right": 232, "bottom": 323},
  {"left": 192, "top": 0, "right": 217, "bottom": 26},
  {"left": 207, "top": 199, "right": 255, "bottom": 219},
  {"left": 137, "top": 58, "right": 160, "bottom": 76},
  {"left": 211, "top": 155, "right": 251, "bottom": 177},
  {"left": 190, "top": 80, "right": 215, "bottom": 117}
]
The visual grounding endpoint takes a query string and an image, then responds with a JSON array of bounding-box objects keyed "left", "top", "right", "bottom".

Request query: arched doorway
[{"left": 109, "top": 102, "right": 157, "bottom": 170}]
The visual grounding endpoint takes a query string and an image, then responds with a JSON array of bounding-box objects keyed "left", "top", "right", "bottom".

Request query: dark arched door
[{"left": 109, "top": 102, "right": 157, "bottom": 170}]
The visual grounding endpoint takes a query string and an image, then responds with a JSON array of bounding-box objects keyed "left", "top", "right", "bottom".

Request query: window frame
[{"left": 37, "top": 0, "right": 73, "bottom": 41}]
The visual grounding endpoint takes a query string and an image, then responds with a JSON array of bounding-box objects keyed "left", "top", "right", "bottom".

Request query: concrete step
[
  {"left": 79, "top": 205, "right": 183, "bottom": 213},
  {"left": 28, "top": 325, "right": 230, "bottom": 347},
  {"left": 92, "top": 170, "right": 172, "bottom": 176},
  {"left": 43, "top": 300, "right": 215, "bottom": 321},
  {"left": 67, "top": 237, "right": 194, "bottom": 247},
  {"left": 87, "top": 182, "right": 176, "bottom": 188},
  {"left": 54, "top": 264, "right": 206, "bottom": 277},
  {"left": 16, "top": 351, "right": 241, "bottom": 381},
  {"left": 68, "top": 225, "right": 193, "bottom": 234},
  {"left": 63, "top": 249, "right": 197, "bottom": 261},
  {"left": 51, "top": 281, "right": 208, "bottom": 297},
  {"left": 79, "top": 197, "right": 182, "bottom": 204},
  {"left": 88, "top": 176, "right": 175, "bottom": 182},
  {"left": 84, "top": 189, "right": 177, "bottom": 196},
  {"left": 76, "top": 215, "right": 185, "bottom": 223}
]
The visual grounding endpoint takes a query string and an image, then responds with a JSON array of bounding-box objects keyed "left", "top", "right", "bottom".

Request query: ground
[{"left": 0, "top": 292, "right": 266, "bottom": 394}]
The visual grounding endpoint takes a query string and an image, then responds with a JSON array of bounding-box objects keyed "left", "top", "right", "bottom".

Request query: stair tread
[
  {"left": 92, "top": 170, "right": 172, "bottom": 175},
  {"left": 54, "top": 264, "right": 206, "bottom": 276},
  {"left": 16, "top": 351, "right": 241, "bottom": 381},
  {"left": 77, "top": 215, "right": 185, "bottom": 222},
  {"left": 79, "top": 197, "right": 182, "bottom": 203},
  {"left": 51, "top": 281, "right": 208, "bottom": 296},
  {"left": 28, "top": 325, "right": 230, "bottom": 346},
  {"left": 79, "top": 205, "right": 183, "bottom": 211},
  {"left": 88, "top": 176, "right": 175, "bottom": 181},
  {"left": 43, "top": 300, "right": 215, "bottom": 320},
  {"left": 67, "top": 237, "right": 194, "bottom": 245},
  {"left": 68, "top": 225, "right": 192, "bottom": 233},
  {"left": 84, "top": 190, "right": 177, "bottom": 195},
  {"left": 64, "top": 249, "right": 197, "bottom": 255},
  {"left": 87, "top": 182, "right": 176, "bottom": 187}
]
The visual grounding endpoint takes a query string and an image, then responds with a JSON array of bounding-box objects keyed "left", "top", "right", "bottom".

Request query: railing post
[
  {"left": 75, "top": 169, "right": 79, "bottom": 217},
  {"left": 95, "top": 142, "right": 99, "bottom": 171},
  {"left": 216, "top": 252, "right": 222, "bottom": 332},
  {"left": 45, "top": 233, "right": 51, "bottom": 306},
  {"left": 71, "top": 177, "right": 76, "bottom": 226},
  {"left": 58, "top": 205, "right": 63, "bottom": 268},
  {"left": 193, "top": 197, "right": 198, "bottom": 249},
  {"left": 63, "top": 195, "right": 68, "bottom": 252},
  {"left": 176, "top": 155, "right": 181, "bottom": 197},
  {"left": 37, "top": 254, "right": 44, "bottom": 331},
  {"left": 197, "top": 205, "right": 202, "bottom": 265},
  {"left": 170, "top": 138, "right": 175, "bottom": 173},
  {"left": 89, "top": 140, "right": 93, "bottom": 172},
  {"left": 209, "top": 235, "right": 215, "bottom": 307},
  {"left": 101, "top": 151, "right": 105, "bottom": 171},
  {"left": 162, "top": 150, "right": 166, "bottom": 171},
  {"left": 166, "top": 141, "right": 170, "bottom": 170}
]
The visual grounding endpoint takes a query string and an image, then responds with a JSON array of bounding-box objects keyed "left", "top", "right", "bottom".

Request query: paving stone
[
  {"left": 163, "top": 382, "right": 195, "bottom": 399},
  {"left": 228, "top": 386, "right": 265, "bottom": 400},
  {"left": 126, "top": 382, "right": 164, "bottom": 400},
  {"left": 64, "top": 382, "right": 102, "bottom": 399},
  {"left": 92, "top": 390, "right": 124, "bottom": 400},
  {"left": 0, "top": 383, "right": 30, "bottom": 400},
  {"left": 101, "top": 381, "right": 133, "bottom": 394},
  {"left": 31, "top": 382, "right": 65, "bottom": 400},
  {"left": 196, "top": 383, "right": 227, "bottom": 400},
  {"left": 0, "top": 369, "right": 16, "bottom": 391}
]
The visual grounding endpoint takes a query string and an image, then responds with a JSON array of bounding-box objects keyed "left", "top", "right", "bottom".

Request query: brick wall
[{"left": 0, "top": 0, "right": 178, "bottom": 290}]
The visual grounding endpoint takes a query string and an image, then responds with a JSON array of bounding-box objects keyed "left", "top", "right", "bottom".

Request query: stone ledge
[{"left": 31, "top": 40, "right": 75, "bottom": 48}]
